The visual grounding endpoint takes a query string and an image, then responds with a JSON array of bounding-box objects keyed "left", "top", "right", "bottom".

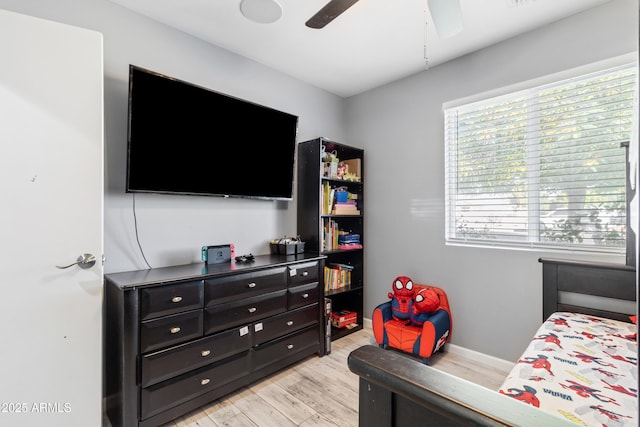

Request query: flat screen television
[{"left": 126, "top": 65, "right": 299, "bottom": 200}]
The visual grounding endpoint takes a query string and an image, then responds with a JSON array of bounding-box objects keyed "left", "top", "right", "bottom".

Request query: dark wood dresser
[{"left": 104, "top": 254, "right": 325, "bottom": 427}]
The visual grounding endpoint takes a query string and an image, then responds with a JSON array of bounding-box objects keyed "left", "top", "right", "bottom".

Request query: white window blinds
[{"left": 444, "top": 63, "right": 637, "bottom": 252}]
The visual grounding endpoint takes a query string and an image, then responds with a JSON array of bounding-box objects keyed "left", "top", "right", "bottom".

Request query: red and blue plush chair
[{"left": 372, "top": 281, "right": 452, "bottom": 364}]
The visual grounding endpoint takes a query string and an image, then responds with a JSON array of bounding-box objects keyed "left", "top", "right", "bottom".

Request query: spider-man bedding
[{"left": 498, "top": 312, "right": 637, "bottom": 427}]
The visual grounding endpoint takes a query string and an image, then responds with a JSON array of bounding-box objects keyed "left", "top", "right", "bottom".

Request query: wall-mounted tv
[{"left": 126, "top": 65, "right": 299, "bottom": 200}]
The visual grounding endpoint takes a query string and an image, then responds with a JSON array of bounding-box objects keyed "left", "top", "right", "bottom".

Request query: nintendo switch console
[{"left": 201, "top": 244, "right": 234, "bottom": 264}]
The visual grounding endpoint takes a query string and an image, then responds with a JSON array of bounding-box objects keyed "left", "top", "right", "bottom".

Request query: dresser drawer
[
  {"left": 141, "top": 325, "right": 252, "bottom": 387},
  {"left": 140, "top": 309, "right": 204, "bottom": 354},
  {"left": 140, "top": 351, "right": 250, "bottom": 420},
  {"left": 252, "top": 326, "right": 320, "bottom": 371},
  {"left": 252, "top": 303, "right": 319, "bottom": 346},
  {"left": 288, "top": 261, "right": 319, "bottom": 286},
  {"left": 140, "top": 280, "right": 204, "bottom": 321},
  {"left": 287, "top": 282, "right": 319, "bottom": 310},
  {"left": 204, "top": 290, "right": 287, "bottom": 335},
  {"left": 205, "top": 267, "right": 287, "bottom": 306}
]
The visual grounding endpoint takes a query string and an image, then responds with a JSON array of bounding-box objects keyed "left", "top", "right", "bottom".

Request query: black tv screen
[{"left": 126, "top": 65, "right": 299, "bottom": 200}]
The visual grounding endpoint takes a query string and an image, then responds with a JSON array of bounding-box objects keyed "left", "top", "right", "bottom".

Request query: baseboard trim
[
  {"left": 361, "top": 317, "right": 514, "bottom": 373},
  {"left": 363, "top": 317, "right": 372, "bottom": 330},
  {"left": 444, "top": 343, "right": 514, "bottom": 373}
]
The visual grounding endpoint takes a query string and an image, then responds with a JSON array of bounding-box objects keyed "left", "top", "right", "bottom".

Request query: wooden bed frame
[
  {"left": 348, "top": 258, "right": 637, "bottom": 427},
  {"left": 541, "top": 257, "right": 636, "bottom": 322}
]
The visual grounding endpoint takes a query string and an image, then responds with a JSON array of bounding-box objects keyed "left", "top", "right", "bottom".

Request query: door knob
[{"left": 56, "top": 253, "right": 96, "bottom": 269}]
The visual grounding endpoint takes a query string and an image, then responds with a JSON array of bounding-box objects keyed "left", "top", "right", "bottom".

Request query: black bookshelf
[{"left": 297, "top": 137, "right": 364, "bottom": 341}]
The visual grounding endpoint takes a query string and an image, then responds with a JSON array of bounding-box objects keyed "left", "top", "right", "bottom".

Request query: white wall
[
  {"left": 0, "top": 0, "right": 347, "bottom": 273},
  {"left": 347, "top": 0, "right": 638, "bottom": 361}
]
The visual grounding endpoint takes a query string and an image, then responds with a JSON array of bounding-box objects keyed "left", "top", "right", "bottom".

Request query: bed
[{"left": 348, "top": 258, "right": 637, "bottom": 427}]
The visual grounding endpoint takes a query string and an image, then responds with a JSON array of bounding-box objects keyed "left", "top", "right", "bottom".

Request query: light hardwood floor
[{"left": 157, "top": 327, "right": 513, "bottom": 427}]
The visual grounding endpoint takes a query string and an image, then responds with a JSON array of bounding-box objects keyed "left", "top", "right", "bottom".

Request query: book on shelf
[
  {"left": 323, "top": 181, "right": 361, "bottom": 215},
  {"left": 332, "top": 201, "right": 360, "bottom": 215},
  {"left": 323, "top": 220, "right": 363, "bottom": 251},
  {"left": 337, "top": 243, "right": 363, "bottom": 250},
  {"left": 324, "top": 264, "right": 353, "bottom": 292},
  {"left": 328, "top": 262, "right": 355, "bottom": 270},
  {"left": 322, "top": 181, "right": 334, "bottom": 215},
  {"left": 322, "top": 219, "right": 339, "bottom": 251}
]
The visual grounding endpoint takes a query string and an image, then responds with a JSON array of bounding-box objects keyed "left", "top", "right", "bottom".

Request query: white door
[{"left": 0, "top": 9, "right": 103, "bottom": 427}]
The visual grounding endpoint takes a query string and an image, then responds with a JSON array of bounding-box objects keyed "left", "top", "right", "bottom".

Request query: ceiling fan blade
[
  {"left": 427, "top": 0, "right": 463, "bottom": 39},
  {"left": 305, "top": 0, "right": 360, "bottom": 29}
]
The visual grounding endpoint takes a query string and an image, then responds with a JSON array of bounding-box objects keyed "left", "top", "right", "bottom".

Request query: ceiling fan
[
  {"left": 305, "top": 0, "right": 359, "bottom": 29},
  {"left": 305, "top": 0, "right": 464, "bottom": 39}
]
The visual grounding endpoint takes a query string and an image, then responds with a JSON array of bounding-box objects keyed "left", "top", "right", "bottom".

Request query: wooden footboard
[{"left": 348, "top": 345, "right": 577, "bottom": 427}]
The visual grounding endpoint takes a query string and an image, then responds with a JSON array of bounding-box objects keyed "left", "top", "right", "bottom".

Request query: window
[{"left": 444, "top": 62, "right": 637, "bottom": 253}]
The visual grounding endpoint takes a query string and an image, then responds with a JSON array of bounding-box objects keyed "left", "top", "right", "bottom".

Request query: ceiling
[{"left": 108, "top": 0, "right": 612, "bottom": 98}]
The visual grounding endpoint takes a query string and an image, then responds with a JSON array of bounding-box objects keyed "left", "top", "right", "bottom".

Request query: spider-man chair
[{"left": 372, "top": 284, "right": 452, "bottom": 364}]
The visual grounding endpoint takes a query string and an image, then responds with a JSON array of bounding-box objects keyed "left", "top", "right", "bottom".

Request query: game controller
[{"left": 235, "top": 253, "right": 255, "bottom": 263}]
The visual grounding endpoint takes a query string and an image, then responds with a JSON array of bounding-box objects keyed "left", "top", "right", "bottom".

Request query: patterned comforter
[{"left": 498, "top": 312, "right": 637, "bottom": 427}]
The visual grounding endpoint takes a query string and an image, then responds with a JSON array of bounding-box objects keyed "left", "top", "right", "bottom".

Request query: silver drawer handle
[
  {"left": 287, "top": 344, "right": 294, "bottom": 350},
  {"left": 302, "top": 271, "right": 309, "bottom": 276},
  {"left": 170, "top": 327, "right": 181, "bottom": 334},
  {"left": 248, "top": 282, "right": 256, "bottom": 288},
  {"left": 201, "top": 378, "right": 210, "bottom": 386},
  {"left": 171, "top": 296, "right": 183, "bottom": 303},
  {"left": 201, "top": 350, "right": 211, "bottom": 357},
  {"left": 302, "top": 293, "right": 309, "bottom": 299},
  {"left": 248, "top": 307, "right": 257, "bottom": 313},
  {"left": 286, "top": 320, "right": 294, "bottom": 326}
]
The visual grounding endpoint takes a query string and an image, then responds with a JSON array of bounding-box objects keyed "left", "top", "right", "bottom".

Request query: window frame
[{"left": 443, "top": 54, "right": 637, "bottom": 255}]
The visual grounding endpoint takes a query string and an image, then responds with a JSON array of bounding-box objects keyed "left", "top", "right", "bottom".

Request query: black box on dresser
[{"left": 104, "top": 253, "right": 326, "bottom": 427}]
